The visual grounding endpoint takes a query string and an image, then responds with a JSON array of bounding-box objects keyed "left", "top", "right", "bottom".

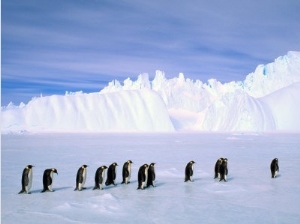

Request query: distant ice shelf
[{"left": 2, "top": 51, "right": 300, "bottom": 133}]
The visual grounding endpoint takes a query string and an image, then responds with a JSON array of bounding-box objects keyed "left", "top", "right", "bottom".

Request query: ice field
[{"left": 2, "top": 133, "right": 300, "bottom": 223}]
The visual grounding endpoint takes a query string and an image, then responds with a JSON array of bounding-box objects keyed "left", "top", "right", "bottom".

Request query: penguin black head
[
  {"left": 112, "top": 163, "right": 118, "bottom": 166},
  {"left": 143, "top": 164, "right": 149, "bottom": 168},
  {"left": 149, "top": 163, "right": 155, "bottom": 167},
  {"left": 82, "top": 165, "right": 88, "bottom": 168},
  {"left": 189, "top": 161, "right": 195, "bottom": 164},
  {"left": 52, "top": 168, "right": 58, "bottom": 175},
  {"left": 223, "top": 158, "right": 228, "bottom": 162},
  {"left": 26, "top": 165, "right": 34, "bottom": 169},
  {"left": 128, "top": 160, "right": 133, "bottom": 164},
  {"left": 101, "top": 165, "right": 108, "bottom": 169}
]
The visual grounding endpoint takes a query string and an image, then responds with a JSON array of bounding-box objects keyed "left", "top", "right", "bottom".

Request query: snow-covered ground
[{"left": 2, "top": 133, "right": 300, "bottom": 223}]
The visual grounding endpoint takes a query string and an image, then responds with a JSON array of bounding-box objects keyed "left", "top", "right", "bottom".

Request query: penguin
[
  {"left": 214, "top": 158, "right": 224, "bottom": 179},
  {"left": 93, "top": 165, "right": 108, "bottom": 190},
  {"left": 147, "top": 163, "right": 156, "bottom": 188},
  {"left": 121, "top": 160, "right": 133, "bottom": 184},
  {"left": 185, "top": 161, "right": 195, "bottom": 182},
  {"left": 270, "top": 158, "right": 279, "bottom": 178},
  {"left": 18, "top": 165, "right": 34, "bottom": 194},
  {"left": 41, "top": 168, "right": 58, "bottom": 193},
  {"left": 137, "top": 164, "right": 149, "bottom": 190},
  {"left": 219, "top": 158, "right": 228, "bottom": 182},
  {"left": 74, "top": 165, "right": 88, "bottom": 191},
  {"left": 105, "top": 162, "right": 118, "bottom": 186}
]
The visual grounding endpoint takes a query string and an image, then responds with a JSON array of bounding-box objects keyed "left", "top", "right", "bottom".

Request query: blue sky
[{"left": 2, "top": 0, "right": 300, "bottom": 105}]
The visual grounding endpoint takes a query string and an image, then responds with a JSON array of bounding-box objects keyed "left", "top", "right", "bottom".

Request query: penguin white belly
[
  {"left": 82, "top": 169, "right": 87, "bottom": 186},
  {"left": 126, "top": 164, "right": 131, "bottom": 184},
  {"left": 142, "top": 168, "right": 149, "bottom": 189},
  {"left": 113, "top": 168, "right": 117, "bottom": 185},
  {"left": 190, "top": 164, "right": 194, "bottom": 181},
  {"left": 152, "top": 167, "right": 156, "bottom": 187},
  {"left": 48, "top": 172, "right": 53, "bottom": 191},
  {"left": 100, "top": 171, "right": 106, "bottom": 189},
  {"left": 26, "top": 169, "right": 33, "bottom": 193}
]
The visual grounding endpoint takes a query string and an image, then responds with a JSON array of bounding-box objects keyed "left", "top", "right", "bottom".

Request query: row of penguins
[{"left": 18, "top": 158, "right": 279, "bottom": 194}]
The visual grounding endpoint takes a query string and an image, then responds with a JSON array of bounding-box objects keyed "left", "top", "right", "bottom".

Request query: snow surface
[
  {"left": 2, "top": 133, "right": 300, "bottom": 223},
  {"left": 2, "top": 51, "right": 300, "bottom": 133}
]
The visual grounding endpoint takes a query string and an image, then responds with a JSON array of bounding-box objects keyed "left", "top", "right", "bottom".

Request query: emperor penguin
[
  {"left": 185, "top": 161, "right": 195, "bottom": 182},
  {"left": 121, "top": 160, "right": 133, "bottom": 184},
  {"left": 93, "top": 165, "right": 108, "bottom": 190},
  {"left": 270, "top": 158, "right": 279, "bottom": 178},
  {"left": 74, "top": 165, "right": 88, "bottom": 191},
  {"left": 41, "top": 168, "right": 58, "bottom": 193},
  {"left": 18, "top": 165, "right": 34, "bottom": 194},
  {"left": 219, "top": 158, "right": 228, "bottom": 182},
  {"left": 147, "top": 163, "right": 156, "bottom": 188},
  {"left": 137, "top": 164, "right": 149, "bottom": 190},
  {"left": 105, "top": 162, "right": 118, "bottom": 186},
  {"left": 214, "top": 158, "right": 224, "bottom": 179}
]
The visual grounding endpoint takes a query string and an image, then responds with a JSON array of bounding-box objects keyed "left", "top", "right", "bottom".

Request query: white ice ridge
[
  {"left": 2, "top": 51, "right": 300, "bottom": 133},
  {"left": 1, "top": 89, "right": 174, "bottom": 133}
]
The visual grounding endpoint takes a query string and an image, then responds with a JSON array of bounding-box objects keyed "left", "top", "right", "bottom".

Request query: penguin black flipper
[
  {"left": 112, "top": 172, "right": 116, "bottom": 184},
  {"left": 185, "top": 169, "right": 193, "bottom": 182},
  {"left": 75, "top": 168, "right": 84, "bottom": 190},
  {"left": 41, "top": 173, "right": 51, "bottom": 192},
  {"left": 94, "top": 167, "right": 104, "bottom": 190},
  {"left": 137, "top": 170, "right": 145, "bottom": 190},
  {"left": 19, "top": 168, "right": 29, "bottom": 194},
  {"left": 122, "top": 169, "right": 129, "bottom": 184}
]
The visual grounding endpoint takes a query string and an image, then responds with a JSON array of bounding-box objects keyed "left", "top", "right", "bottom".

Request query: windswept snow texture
[
  {"left": 2, "top": 133, "right": 300, "bottom": 223},
  {"left": 2, "top": 51, "right": 300, "bottom": 133},
  {"left": 1, "top": 89, "right": 174, "bottom": 133}
]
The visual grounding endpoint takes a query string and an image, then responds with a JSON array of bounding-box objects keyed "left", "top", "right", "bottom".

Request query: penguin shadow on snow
[
  {"left": 53, "top": 186, "right": 73, "bottom": 191},
  {"left": 151, "top": 181, "right": 164, "bottom": 188},
  {"left": 29, "top": 186, "right": 73, "bottom": 194},
  {"left": 215, "top": 177, "right": 234, "bottom": 182},
  {"left": 81, "top": 186, "right": 94, "bottom": 191},
  {"left": 192, "top": 177, "right": 201, "bottom": 182},
  {"left": 272, "top": 174, "right": 281, "bottom": 178}
]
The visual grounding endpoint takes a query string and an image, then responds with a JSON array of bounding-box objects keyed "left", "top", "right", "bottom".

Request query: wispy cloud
[{"left": 2, "top": 0, "right": 300, "bottom": 105}]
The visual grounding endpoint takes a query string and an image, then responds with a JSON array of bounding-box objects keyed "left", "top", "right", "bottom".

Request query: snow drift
[
  {"left": 1, "top": 89, "right": 174, "bottom": 133},
  {"left": 2, "top": 51, "right": 300, "bottom": 133}
]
